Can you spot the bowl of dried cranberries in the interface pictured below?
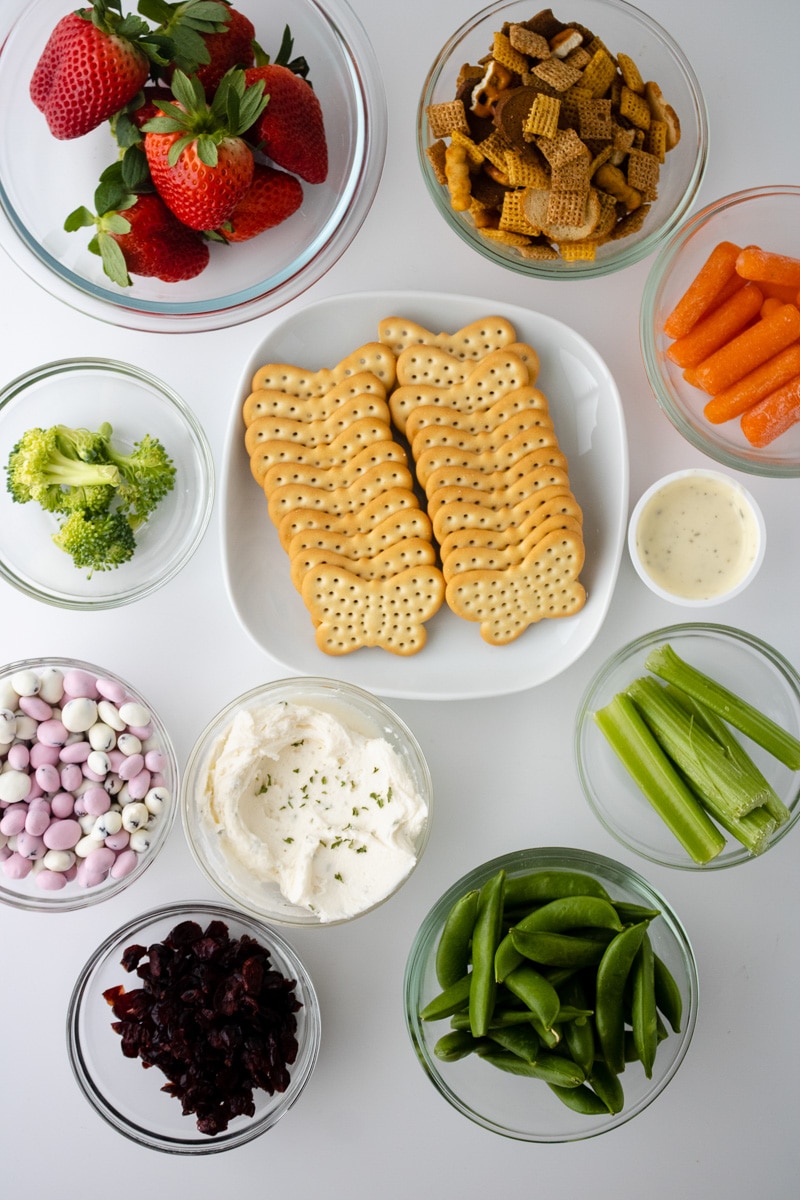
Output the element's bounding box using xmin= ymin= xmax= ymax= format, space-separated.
xmin=67 ymin=901 xmax=321 ymax=1152
xmin=0 ymin=0 xmax=386 ymax=332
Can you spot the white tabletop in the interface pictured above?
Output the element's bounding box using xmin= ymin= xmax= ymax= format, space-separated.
xmin=1 ymin=0 xmax=799 ymax=1195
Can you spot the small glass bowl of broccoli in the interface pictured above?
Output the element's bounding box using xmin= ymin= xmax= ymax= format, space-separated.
xmin=0 ymin=359 xmax=214 ymax=609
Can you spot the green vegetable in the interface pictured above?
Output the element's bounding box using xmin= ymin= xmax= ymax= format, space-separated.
xmin=645 ymin=642 xmax=800 ymax=770
xmin=593 ymin=692 xmax=726 ymax=865
xmin=4 ymin=421 xmax=176 ymax=575
xmin=594 ymin=921 xmax=649 ymax=1076
xmin=468 ymin=869 xmax=506 ymax=1037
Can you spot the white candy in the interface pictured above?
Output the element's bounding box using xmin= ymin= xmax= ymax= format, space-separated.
xmin=103 ymin=774 xmax=124 ymax=796
xmin=129 ymin=828 xmax=151 ymax=853
xmin=12 ymin=715 xmax=37 ymax=741
xmin=97 ymin=699 xmax=126 ymax=731
xmin=43 ymin=849 xmax=75 ymax=872
xmin=117 ymin=732 xmax=142 ymax=756
xmin=74 ymin=834 xmax=105 ymax=859
xmin=145 ymin=786 xmax=170 ymax=815
xmin=0 ymin=770 xmax=32 ymax=804
xmin=61 ymin=697 xmax=98 ymax=733
xmin=0 ymin=709 xmax=16 ymax=744
xmin=119 ymin=701 xmax=150 ymax=728
xmin=88 ymin=722 xmax=116 ymax=751
xmin=10 ymin=670 xmax=40 ymax=697
xmin=87 ymin=750 xmax=111 ymax=777
xmin=78 ymin=813 xmax=98 ymax=835
xmin=38 ymin=668 xmax=65 ymax=705
xmin=121 ymin=802 xmax=148 ymax=832
xmin=93 ymin=810 xmax=122 ymax=839
xmin=0 ymin=681 xmax=19 ymax=711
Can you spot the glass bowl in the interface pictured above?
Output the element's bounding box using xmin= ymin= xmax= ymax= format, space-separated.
xmin=403 ymin=846 xmax=698 ymax=1141
xmin=0 ymin=357 xmax=213 ymax=608
xmin=0 ymin=656 xmax=178 ymax=911
xmin=180 ymin=676 xmax=433 ymax=926
xmin=67 ymin=901 xmax=321 ymax=1153
xmin=575 ymin=624 xmax=800 ymax=869
xmin=641 ymin=185 xmax=800 ymax=476
xmin=627 ymin=468 xmax=766 ymax=606
xmin=0 ymin=0 xmax=386 ymax=333
xmin=417 ymin=0 xmax=708 ymax=279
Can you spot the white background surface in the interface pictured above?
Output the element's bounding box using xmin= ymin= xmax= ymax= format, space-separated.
xmin=1 ymin=0 xmax=799 ymax=1196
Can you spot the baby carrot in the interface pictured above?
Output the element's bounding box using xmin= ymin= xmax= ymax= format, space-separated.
xmin=666 ymin=281 xmax=763 ymax=369
xmin=692 ymin=303 xmax=800 ymax=395
xmin=736 ymin=245 xmax=800 ymax=289
xmin=704 ymin=344 xmax=800 ymax=423
xmin=663 ymin=240 xmax=741 ymax=340
xmin=757 ymin=280 xmax=800 ymax=304
xmin=740 ymin=373 xmax=800 ymax=447
xmin=760 ymin=296 xmax=785 ymax=319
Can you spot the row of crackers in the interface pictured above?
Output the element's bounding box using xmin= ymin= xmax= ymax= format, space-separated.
xmin=242 ymin=316 xmax=586 ymax=655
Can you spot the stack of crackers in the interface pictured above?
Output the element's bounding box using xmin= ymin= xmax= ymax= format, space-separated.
xmin=424 ymin=7 xmax=681 ymax=262
xmin=242 ymin=315 xmax=586 ymax=655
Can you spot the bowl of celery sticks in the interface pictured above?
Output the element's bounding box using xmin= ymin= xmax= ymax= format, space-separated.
xmin=575 ymin=623 xmax=800 ymax=869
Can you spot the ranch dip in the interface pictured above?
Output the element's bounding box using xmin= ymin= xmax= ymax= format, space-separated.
xmin=199 ymin=700 xmax=428 ymax=923
xmin=634 ymin=472 xmax=761 ymax=600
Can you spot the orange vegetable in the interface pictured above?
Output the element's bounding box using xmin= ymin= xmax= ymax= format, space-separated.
xmin=740 ymin=373 xmax=800 ymax=446
xmin=736 ymin=245 xmax=800 ymax=289
xmin=666 ymin=282 xmax=763 ymax=369
xmin=760 ymin=296 xmax=785 ymax=319
xmin=703 ymin=344 xmax=800 ymax=424
xmin=663 ymin=240 xmax=742 ymax=340
xmin=691 ymin=303 xmax=800 ymax=395
xmin=757 ymin=280 xmax=800 ymax=303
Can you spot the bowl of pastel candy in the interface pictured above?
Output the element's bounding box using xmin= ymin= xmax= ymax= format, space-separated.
xmin=0 ymin=656 xmax=178 ymax=911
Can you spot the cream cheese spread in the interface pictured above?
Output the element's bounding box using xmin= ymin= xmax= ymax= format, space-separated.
xmin=199 ymin=700 xmax=428 ymax=922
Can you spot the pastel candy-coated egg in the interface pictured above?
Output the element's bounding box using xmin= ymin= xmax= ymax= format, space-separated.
xmin=85 ymin=845 xmax=115 ymax=875
xmin=10 ymin=670 xmax=39 ymax=696
xmin=43 ymin=849 xmax=75 ymax=872
xmin=121 ymin=802 xmax=148 ymax=832
xmin=35 ymin=762 xmax=61 ymax=794
xmin=36 ymin=869 xmax=68 ymax=891
xmin=37 ymin=718 xmax=68 ymax=747
xmin=16 ymin=831 xmax=44 ymax=859
xmin=0 ymin=804 xmax=28 ymax=836
xmin=83 ymin=786 xmax=111 ymax=816
xmin=62 ymin=669 xmax=98 ymax=699
xmin=107 ymin=749 xmax=125 ymax=772
xmin=0 ymin=771 xmax=31 ymax=805
xmin=50 ymin=792 xmax=75 ymax=819
xmin=6 ymin=743 xmax=30 ymax=771
xmin=128 ymin=828 xmax=151 ymax=853
xmin=117 ymin=733 xmax=142 ymax=756
xmin=43 ymin=818 xmax=82 ymax=851
xmin=78 ymin=813 xmax=97 ymax=835
xmin=30 ymin=742 xmax=61 ymax=767
xmin=59 ymin=762 xmax=83 ymax=793
xmin=145 ymin=786 xmax=169 ymax=815
xmin=61 ymin=697 xmax=98 ymax=734
xmin=126 ymin=769 xmax=151 ymax=800
xmin=118 ymin=753 xmax=144 ymax=781
xmin=14 ymin=716 xmax=37 ymax=741
xmin=104 ymin=830 xmax=129 ymax=851
xmin=0 ymin=710 xmax=17 ymax=743
xmin=59 ymin=740 xmax=91 ymax=764
xmin=119 ymin=701 xmax=150 ymax=728
xmin=103 ymin=774 xmax=123 ymax=796
xmin=38 ymin=668 xmax=65 ymax=705
xmin=93 ymin=810 xmax=122 ymax=839
xmin=86 ymin=750 xmax=111 ymax=777
xmin=88 ymin=722 xmax=116 ymax=752
xmin=96 ymin=678 xmax=126 ymax=705
xmin=18 ymin=695 xmax=52 ymax=722
xmin=97 ymin=700 xmax=126 ymax=731
xmin=110 ymin=849 xmax=138 ymax=878
xmin=127 ymin=723 xmax=153 ymax=741
xmin=74 ymin=834 xmax=104 ymax=859
xmin=0 ymin=681 xmax=19 ymax=710
xmin=144 ymin=749 xmax=166 ymax=773
xmin=3 ymin=851 xmax=33 ymax=879
xmin=25 ymin=801 xmax=52 ymax=837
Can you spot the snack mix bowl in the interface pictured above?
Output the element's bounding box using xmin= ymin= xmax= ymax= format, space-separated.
xmin=575 ymin=624 xmax=800 ymax=870
xmin=0 ymin=357 xmax=214 ymax=609
xmin=403 ymin=846 xmax=698 ymax=1142
xmin=67 ymin=900 xmax=321 ymax=1153
xmin=180 ymin=676 xmax=433 ymax=927
xmin=0 ymin=656 xmax=179 ymax=912
xmin=417 ymin=0 xmax=708 ymax=279
xmin=0 ymin=0 xmax=387 ymax=333
xmin=641 ymin=185 xmax=800 ymax=476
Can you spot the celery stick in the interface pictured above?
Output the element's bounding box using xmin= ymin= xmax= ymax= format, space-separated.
xmin=645 ymin=642 xmax=800 ymax=770
xmin=593 ymin=693 xmax=725 ymax=865
xmin=664 ymin=683 xmax=791 ymax=828
xmin=627 ymin=676 xmax=771 ymax=819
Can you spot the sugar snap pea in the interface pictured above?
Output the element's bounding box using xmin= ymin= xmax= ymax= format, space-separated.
xmin=631 ymin=932 xmax=658 ymax=1078
xmin=435 ymin=888 xmax=479 ymax=988
xmin=433 ymin=1030 xmax=476 ymax=1062
xmin=560 ymin=979 xmax=595 ymax=1075
xmin=588 ymin=1060 xmax=625 ymax=1114
xmin=653 ymin=952 xmax=683 ymax=1033
xmin=420 ymin=973 xmax=471 ymax=1021
xmin=503 ymin=869 xmax=612 ymax=908
xmin=476 ymin=1047 xmax=585 ymax=1088
xmin=504 ymin=963 xmax=561 ymax=1033
xmin=548 ymin=1081 xmax=610 ymax=1115
xmin=495 ymin=895 xmax=624 ymax=982
xmin=510 ymin=928 xmax=607 ymax=968
xmin=487 ymin=1023 xmax=541 ymax=1063
xmin=594 ymin=921 xmax=649 ymax=1075
xmin=469 ymin=869 xmax=506 ymax=1037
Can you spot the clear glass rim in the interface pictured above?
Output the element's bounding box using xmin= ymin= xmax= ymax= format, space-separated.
xmin=417 ymin=0 xmax=710 ymax=280
xmin=574 ymin=622 xmax=800 ymax=870
xmin=65 ymin=899 xmax=321 ymax=1153
xmin=403 ymin=845 xmax=699 ymax=1141
xmin=640 ymin=184 xmax=800 ymax=477
xmin=0 ymin=655 xmax=179 ymax=911
xmin=180 ymin=676 xmax=434 ymax=927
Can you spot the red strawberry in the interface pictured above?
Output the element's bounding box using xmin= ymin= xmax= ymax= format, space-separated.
xmin=65 ymin=189 xmax=209 ymax=286
xmin=30 ymin=1 xmax=154 ymax=140
xmin=244 ymin=64 xmax=328 ymax=185
xmin=155 ymin=1 xmax=256 ymax=97
xmin=219 ymin=164 xmax=303 ymax=242
xmin=143 ymin=68 xmax=267 ymax=230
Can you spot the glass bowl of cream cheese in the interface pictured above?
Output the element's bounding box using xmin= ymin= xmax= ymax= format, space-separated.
xmin=627 ymin=468 xmax=766 ymax=606
xmin=180 ymin=677 xmax=433 ymax=926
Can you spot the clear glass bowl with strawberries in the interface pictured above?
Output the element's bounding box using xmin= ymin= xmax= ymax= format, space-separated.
xmin=0 ymin=0 xmax=387 ymax=332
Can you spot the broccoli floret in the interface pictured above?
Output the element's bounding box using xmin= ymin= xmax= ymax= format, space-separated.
xmin=52 ymin=509 xmax=137 ymax=574
xmin=96 ymin=422 xmax=177 ymax=526
xmin=6 ymin=426 xmax=120 ymax=514
xmin=53 ymin=423 xmax=111 ymax=464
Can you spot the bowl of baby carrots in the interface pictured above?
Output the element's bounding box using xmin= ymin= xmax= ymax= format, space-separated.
xmin=640 ymin=185 xmax=800 ymax=476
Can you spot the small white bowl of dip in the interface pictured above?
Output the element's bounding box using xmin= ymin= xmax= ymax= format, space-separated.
xmin=628 ymin=468 xmax=766 ymax=606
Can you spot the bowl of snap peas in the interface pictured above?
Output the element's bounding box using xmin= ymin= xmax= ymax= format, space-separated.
xmin=403 ymin=846 xmax=697 ymax=1141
